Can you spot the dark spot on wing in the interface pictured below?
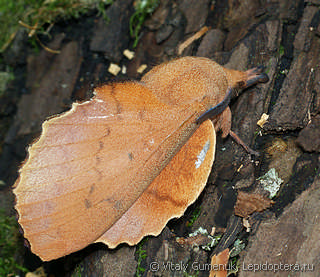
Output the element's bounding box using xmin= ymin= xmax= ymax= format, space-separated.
xmin=94 ymin=167 xmax=103 ymax=181
xmin=84 ymin=199 xmax=92 ymax=209
xmin=146 ymin=189 xmax=186 ymax=208
xmin=138 ymin=109 xmax=146 ymax=120
xmin=99 ymin=141 xmax=104 ymax=150
xmin=114 ymin=200 xmax=124 ymax=212
xmin=110 ymin=83 xmax=122 ymax=115
xmin=89 ymin=184 xmax=95 ymax=194
xmin=104 ymin=126 xmax=111 ymax=136
xmin=95 ymin=141 xmax=105 ymax=165
xmin=96 ymin=155 xmax=101 ymax=164
xmin=128 ymin=152 xmax=134 ymax=160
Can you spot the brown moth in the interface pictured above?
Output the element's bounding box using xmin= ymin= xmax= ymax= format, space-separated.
xmin=13 ymin=57 xmax=268 ymax=261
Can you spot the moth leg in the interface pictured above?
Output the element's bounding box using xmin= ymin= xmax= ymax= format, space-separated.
xmin=229 ymin=130 xmax=259 ymax=156
xmin=219 ymin=107 xmax=232 ymax=138
xmin=244 ymin=66 xmax=269 ymax=88
xmin=213 ymin=109 xmax=259 ymax=156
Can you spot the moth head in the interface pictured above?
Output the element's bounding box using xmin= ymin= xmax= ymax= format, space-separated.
xmin=222 ymin=65 xmax=269 ymax=99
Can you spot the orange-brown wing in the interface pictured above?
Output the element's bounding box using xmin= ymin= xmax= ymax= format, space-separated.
xmin=95 ymin=119 xmax=216 ymax=247
xmin=13 ymin=82 xmax=202 ymax=261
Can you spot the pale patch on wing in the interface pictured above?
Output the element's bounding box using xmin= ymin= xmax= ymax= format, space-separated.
xmin=195 ymin=140 xmax=210 ymax=169
xmin=87 ymin=114 xmax=114 ymax=119
xmin=94 ymin=98 xmax=105 ymax=102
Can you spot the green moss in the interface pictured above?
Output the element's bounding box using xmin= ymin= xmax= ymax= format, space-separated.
xmin=0 ymin=209 xmax=28 ymax=276
xmin=0 ymin=0 xmax=113 ymax=52
xmin=186 ymin=206 xmax=201 ymax=227
xmin=0 ymin=0 xmax=26 ymax=52
xmin=130 ymin=0 xmax=159 ymax=48
xmin=25 ymin=0 xmax=113 ymax=27
xmin=135 ymin=238 xmax=148 ymax=277
xmin=278 ymin=45 xmax=284 ymax=57
xmin=227 ymin=257 xmax=239 ymax=276
xmin=71 ymin=264 xmax=84 ymax=277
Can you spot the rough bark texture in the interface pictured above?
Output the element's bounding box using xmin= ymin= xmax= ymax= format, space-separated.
xmin=239 ymin=176 xmax=320 ymax=277
xmin=0 ymin=0 xmax=319 ymax=276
